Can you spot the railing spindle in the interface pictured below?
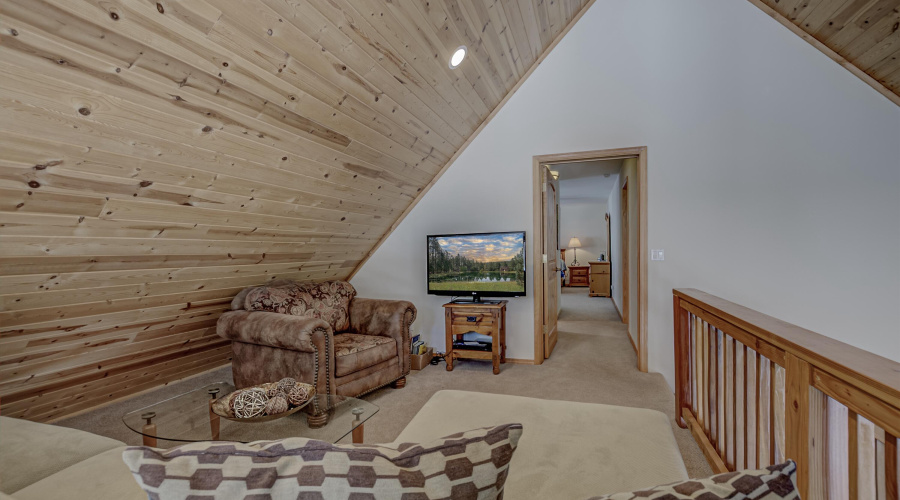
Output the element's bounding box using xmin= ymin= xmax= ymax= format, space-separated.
xmin=770 ymin=359 xmax=777 ymax=466
xmin=809 ymin=387 xmax=828 ymax=499
xmin=886 ymin=433 xmax=897 ymax=500
xmin=710 ymin=326 xmax=718 ymax=447
xmin=742 ymin=344 xmax=749 ymax=470
xmin=719 ymin=330 xmax=726 ymax=457
xmin=702 ymin=322 xmax=710 ymax=434
xmin=849 ymin=410 xmax=858 ymax=500
xmin=730 ymin=338 xmax=740 ymax=469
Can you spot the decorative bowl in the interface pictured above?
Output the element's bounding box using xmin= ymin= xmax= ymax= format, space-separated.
xmin=211 ymin=381 xmax=315 ymax=422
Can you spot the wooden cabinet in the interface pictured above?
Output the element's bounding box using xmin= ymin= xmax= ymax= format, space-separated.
xmin=568 ymin=266 xmax=589 ymax=287
xmin=589 ymin=262 xmax=611 ymax=297
xmin=443 ymin=301 xmax=507 ymax=375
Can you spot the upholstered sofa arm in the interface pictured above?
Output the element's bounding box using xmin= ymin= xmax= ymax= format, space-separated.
xmin=216 ymin=310 xmax=332 ymax=353
xmin=348 ymin=298 xmax=416 ymax=374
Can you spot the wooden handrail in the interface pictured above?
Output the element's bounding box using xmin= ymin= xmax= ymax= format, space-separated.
xmin=674 ymin=289 xmax=900 ymax=409
xmin=674 ymin=288 xmax=900 ymax=500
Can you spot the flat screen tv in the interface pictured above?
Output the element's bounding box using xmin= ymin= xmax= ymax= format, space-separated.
xmin=427 ymin=231 xmax=526 ymax=302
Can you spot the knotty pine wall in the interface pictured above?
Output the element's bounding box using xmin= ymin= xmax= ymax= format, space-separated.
xmin=0 ymin=0 xmax=591 ymax=421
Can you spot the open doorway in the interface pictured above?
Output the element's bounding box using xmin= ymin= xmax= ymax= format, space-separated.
xmin=532 ymin=147 xmax=648 ymax=372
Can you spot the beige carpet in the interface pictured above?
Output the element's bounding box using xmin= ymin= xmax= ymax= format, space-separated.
xmin=58 ymin=287 xmax=712 ymax=478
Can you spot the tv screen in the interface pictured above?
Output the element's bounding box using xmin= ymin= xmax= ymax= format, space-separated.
xmin=427 ymin=231 xmax=526 ymax=299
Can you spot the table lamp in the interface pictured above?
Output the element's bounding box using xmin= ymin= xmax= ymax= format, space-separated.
xmin=568 ymin=237 xmax=582 ymax=265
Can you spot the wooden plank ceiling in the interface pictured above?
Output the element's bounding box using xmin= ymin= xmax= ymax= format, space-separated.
xmin=749 ymin=0 xmax=900 ymax=105
xmin=0 ymin=0 xmax=591 ymax=421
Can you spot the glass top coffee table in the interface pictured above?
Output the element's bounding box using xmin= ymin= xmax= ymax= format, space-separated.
xmin=122 ymin=382 xmax=378 ymax=447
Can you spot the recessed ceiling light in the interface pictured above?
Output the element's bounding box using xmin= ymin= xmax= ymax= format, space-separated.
xmin=449 ymin=46 xmax=467 ymax=69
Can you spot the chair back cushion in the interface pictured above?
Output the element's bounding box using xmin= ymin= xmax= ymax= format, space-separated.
xmin=244 ymin=280 xmax=357 ymax=332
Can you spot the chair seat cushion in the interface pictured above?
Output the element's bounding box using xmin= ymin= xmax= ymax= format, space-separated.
xmin=333 ymin=334 xmax=397 ymax=377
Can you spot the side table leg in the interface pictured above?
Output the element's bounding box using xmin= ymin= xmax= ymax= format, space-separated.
xmin=500 ymin=309 xmax=507 ymax=363
xmin=492 ymin=317 xmax=501 ymax=375
xmin=446 ymin=350 xmax=454 ymax=371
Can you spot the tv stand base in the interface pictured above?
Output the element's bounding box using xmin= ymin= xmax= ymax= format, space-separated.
xmin=443 ymin=300 xmax=508 ymax=375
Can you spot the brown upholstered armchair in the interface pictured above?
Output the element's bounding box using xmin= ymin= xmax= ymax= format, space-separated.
xmin=216 ymin=280 xmax=416 ymax=422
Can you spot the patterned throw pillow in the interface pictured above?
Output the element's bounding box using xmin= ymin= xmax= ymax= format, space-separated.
xmin=585 ymin=460 xmax=799 ymax=500
xmin=123 ymin=423 xmax=522 ymax=500
xmin=245 ymin=280 xmax=357 ymax=332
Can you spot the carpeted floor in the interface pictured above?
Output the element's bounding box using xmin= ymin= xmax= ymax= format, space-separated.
xmin=58 ymin=287 xmax=712 ymax=478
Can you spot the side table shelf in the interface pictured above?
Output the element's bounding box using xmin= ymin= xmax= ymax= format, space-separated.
xmin=443 ymin=301 xmax=507 ymax=375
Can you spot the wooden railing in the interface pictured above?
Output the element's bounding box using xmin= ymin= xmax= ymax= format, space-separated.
xmin=674 ymin=289 xmax=900 ymax=500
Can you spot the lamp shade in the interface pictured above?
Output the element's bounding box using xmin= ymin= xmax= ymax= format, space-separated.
xmin=567 ymin=237 xmax=582 ymax=248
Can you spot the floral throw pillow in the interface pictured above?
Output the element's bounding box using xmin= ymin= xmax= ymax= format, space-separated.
xmin=585 ymin=460 xmax=799 ymax=500
xmin=245 ymin=280 xmax=357 ymax=332
xmin=123 ymin=423 xmax=523 ymax=500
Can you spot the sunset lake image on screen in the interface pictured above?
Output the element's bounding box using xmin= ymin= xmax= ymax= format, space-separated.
xmin=427 ymin=233 xmax=525 ymax=293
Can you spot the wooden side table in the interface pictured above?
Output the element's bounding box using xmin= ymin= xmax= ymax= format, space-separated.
xmin=568 ymin=265 xmax=589 ymax=286
xmin=443 ymin=301 xmax=507 ymax=375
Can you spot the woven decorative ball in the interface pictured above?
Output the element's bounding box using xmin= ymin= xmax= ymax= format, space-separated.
xmin=286 ymin=384 xmax=310 ymax=406
xmin=264 ymin=383 xmax=283 ymax=398
xmin=264 ymin=394 xmax=289 ymax=415
xmin=275 ymin=377 xmax=297 ymax=394
xmin=232 ymin=388 xmax=268 ymax=418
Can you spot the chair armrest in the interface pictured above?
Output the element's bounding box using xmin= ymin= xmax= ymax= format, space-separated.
xmin=216 ymin=310 xmax=332 ymax=353
xmin=348 ymin=298 xmax=417 ymax=374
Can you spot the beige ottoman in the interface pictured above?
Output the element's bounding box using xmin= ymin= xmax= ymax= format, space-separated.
xmin=393 ymin=390 xmax=688 ymax=499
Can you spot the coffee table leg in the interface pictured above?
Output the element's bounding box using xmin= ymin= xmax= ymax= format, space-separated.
xmin=208 ymin=400 xmax=220 ymax=441
xmin=208 ymin=388 xmax=221 ymax=441
xmin=141 ymin=412 xmax=158 ymax=447
xmin=351 ymin=407 xmax=365 ymax=443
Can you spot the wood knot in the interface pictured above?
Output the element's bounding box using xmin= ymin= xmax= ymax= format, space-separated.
xmin=288 ymin=94 xmax=296 ymax=101
xmin=139 ymin=180 xmax=153 ymax=187
xmin=202 ymin=125 xmax=212 ymax=132
xmin=110 ymin=11 xmax=119 ymax=20
xmin=267 ymin=29 xmax=273 ymax=36
xmin=78 ymin=107 xmax=91 ymax=116
xmin=281 ymin=156 xmax=287 ymax=161
xmin=34 ymin=164 xmax=47 ymax=170
xmin=115 ymin=67 xmax=121 ymax=73
xmin=340 ymin=217 xmax=346 ymax=221
xmin=222 ymin=61 xmax=229 ymax=67
xmin=156 ymin=2 xmax=164 ymax=13
xmin=27 ymin=180 xmax=40 ymax=188
xmin=9 ymin=28 xmax=18 ymax=36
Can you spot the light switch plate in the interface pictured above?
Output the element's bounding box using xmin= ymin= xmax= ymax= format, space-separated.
xmin=651 ymin=249 xmax=665 ymax=261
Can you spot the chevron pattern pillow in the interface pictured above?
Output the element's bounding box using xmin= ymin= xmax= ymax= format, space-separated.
xmin=585 ymin=460 xmax=799 ymax=500
xmin=123 ymin=423 xmax=522 ymax=500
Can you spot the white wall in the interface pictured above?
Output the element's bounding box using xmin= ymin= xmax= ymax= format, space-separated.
xmin=607 ymin=159 xmax=639 ymax=340
xmin=352 ymin=0 xmax=900 ymax=386
xmin=559 ymin=198 xmax=607 ymax=266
